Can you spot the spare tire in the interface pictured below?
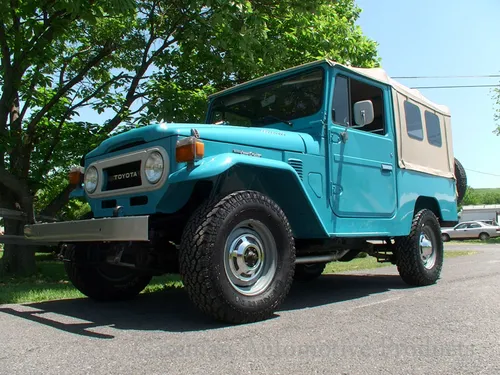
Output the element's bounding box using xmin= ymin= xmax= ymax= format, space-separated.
xmin=454 ymin=158 xmax=467 ymax=205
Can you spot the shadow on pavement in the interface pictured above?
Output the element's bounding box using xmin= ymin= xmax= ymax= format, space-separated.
xmin=0 ymin=273 xmax=408 ymax=338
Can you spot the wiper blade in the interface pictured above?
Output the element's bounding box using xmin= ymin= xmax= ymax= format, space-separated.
xmin=259 ymin=115 xmax=293 ymax=127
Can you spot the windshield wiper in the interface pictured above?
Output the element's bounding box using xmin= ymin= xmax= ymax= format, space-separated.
xmin=259 ymin=115 xmax=293 ymax=127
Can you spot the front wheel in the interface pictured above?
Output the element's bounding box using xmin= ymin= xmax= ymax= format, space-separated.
xmin=64 ymin=245 xmax=152 ymax=301
xmin=396 ymin=209 xmax=443 ymax=286
xmin=441 ymin=233 xmax=450 ymax=242
xmin=179 ymin=191 xmax=295 ymax=324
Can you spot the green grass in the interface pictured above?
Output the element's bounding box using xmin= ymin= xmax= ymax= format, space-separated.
xmin=0 ymin=252 xmax=182 ymax=304
xmin=443 ymin=250 xmax=479 ymax=258
xmin=324 ymin=255 xmax=388 ymax=273
xmin=449 ymin=237 xmax=500 ymax=245
xmin=323 ymin=250 xmax=478 ymax=274
xmin=0 ymin=250 xmax=478 ymax=305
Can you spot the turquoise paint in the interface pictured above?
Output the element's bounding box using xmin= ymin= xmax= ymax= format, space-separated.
xmin=328 ymin=70 xmax=397 ymax=218
xmin=82 ymin=60 xmax=458 ymax=239
xmin=308 ymin=173 xmax=323 ymax=198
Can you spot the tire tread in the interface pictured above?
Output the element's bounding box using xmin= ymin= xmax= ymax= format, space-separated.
xmin=179 ymin=190 xmax=295 ymax=324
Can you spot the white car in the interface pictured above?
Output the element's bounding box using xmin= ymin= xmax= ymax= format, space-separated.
xmin=441 ymin=221 xmax=500 ymax=241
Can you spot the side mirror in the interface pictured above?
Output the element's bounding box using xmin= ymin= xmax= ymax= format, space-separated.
xmin=353 ymin=100 xmax=374 ymax=127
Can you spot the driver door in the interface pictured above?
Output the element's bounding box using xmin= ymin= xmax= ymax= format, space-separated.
xmin=328 ymin=73 xmax=397 ymax=218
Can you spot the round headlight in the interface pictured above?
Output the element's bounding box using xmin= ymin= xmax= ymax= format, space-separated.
xmin=84 ymin=166 xmax=98 ymax=194
xmin=145 ymin=151 xmax=164 ymax=184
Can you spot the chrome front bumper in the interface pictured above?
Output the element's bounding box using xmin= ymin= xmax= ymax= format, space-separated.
xmin=24 ymin=216 xmax=150 ymax=243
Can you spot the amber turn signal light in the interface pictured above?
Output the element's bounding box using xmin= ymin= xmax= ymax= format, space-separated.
xmin=68 ymin=166 xmax=84 ymax=185
xmin=176 ymin=136 xmax=204 ymax=163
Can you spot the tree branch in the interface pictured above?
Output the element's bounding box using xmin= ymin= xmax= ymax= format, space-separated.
xmin=18 ymin=65 xmax=42 ymax=123
xmin=59 ymin=46 xmax=93 ymax=87
xmin=0 ymin=22 xmax=11 ymax=71
xmin=10 ymin=0 xmax=21 ymax=63
xmin=38 ymin=73 xmax=128 ymax=173
xmin=18 ymin=9 xmax=68 ymax=67
xmin=101 ymin=37 xmax=175 ymax=134
xmin=0 ymin=22 xmax=13 ymax=133
xmin=25 ymin=42 xmax=115 ymax=145
xmin=40 ymin=183 xmax=77 ymax=218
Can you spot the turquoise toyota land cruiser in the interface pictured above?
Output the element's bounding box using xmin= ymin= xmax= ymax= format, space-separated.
xmin=25 ymin=60 xmax=467 ymax=323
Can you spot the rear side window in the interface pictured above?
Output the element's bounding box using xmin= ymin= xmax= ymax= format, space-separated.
xmin=404 ymin=101 xmax=423 ymax=140
xmin=425 ymin=111 xmax=442 ymax=147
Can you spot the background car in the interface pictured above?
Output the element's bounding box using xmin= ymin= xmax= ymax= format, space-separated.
xmin=479 ymin=219 xmax=498 ymax=226
xmin=441 ymin=221 xmax=500 ymax=241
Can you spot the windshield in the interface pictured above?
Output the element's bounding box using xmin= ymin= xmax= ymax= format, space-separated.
xmin=208 ymin=68 xmax=324 ymax=127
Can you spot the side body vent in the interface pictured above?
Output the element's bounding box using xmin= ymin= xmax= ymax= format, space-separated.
xmin=288 ymin=158 xmax=304 ymax=180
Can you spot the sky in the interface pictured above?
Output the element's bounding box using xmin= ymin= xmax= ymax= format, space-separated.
xmin=355 ymin=0 xmax=500 ymax=188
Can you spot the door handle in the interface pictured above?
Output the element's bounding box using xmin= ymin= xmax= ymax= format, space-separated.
xmin=381 ymin=164 xmax=393 ymax=172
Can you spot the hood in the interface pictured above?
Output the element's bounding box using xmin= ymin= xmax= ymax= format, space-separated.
xmin=86 ymin=123 xmax=306 ymax=158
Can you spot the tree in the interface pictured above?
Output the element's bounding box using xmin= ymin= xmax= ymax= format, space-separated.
xmin=0 ymin=0 xmax=379 ymax=275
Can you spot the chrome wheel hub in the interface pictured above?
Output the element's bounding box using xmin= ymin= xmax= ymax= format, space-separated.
xmin=419 ymin=226 xmax=437 ymax=270
xmin=224 ymin=219 xmax=277 ymax=296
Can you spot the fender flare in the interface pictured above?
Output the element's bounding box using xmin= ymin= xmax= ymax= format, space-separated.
xmin=168 ymin=153 xmax=328 ymax=237
xmin=168 ymin=153 xmax=297 ymax=183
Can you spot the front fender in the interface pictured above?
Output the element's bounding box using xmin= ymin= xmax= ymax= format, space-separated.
xmin=168 ymin=153 xmax=328 ymax=238
xmin=168 ymin=153 xmax=299 ymax=183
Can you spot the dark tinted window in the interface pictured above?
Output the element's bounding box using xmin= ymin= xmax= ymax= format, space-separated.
xmin=404 ymin=101 xmax=423 ymax=140
xmin=425 ymin=111 xmax=442 ymax=147
xmin=350 ymin=79 xmax=385 ymax=135
xmin=332 ymin=75 xmax=349 ymax=126
xmin=210 ymin=69 xmax=324 ymax=127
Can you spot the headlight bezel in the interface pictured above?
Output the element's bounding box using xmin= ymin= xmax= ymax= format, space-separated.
xmin=84 ymin=166 xmax=99 ymax=194
xmin=144 ymin=151 xmax=164 ymax=184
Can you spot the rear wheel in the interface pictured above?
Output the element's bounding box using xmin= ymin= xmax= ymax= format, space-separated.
xmin=294 ymin=263 xmax=326 ymax=282
xmin=64 ymin=245 xmax=152 ymax=301
xmin=396 ymin=209 xmax=444 ymax=286
xmin=179 ymin=191 xmax=295 ymax=324
xmin=479 ymin=232 xmax=490 ymax=241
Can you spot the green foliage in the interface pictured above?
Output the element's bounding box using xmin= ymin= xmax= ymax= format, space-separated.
xmin=461 ymin=186 xmax=500 ymax=206
xmin=148 ymin=0 xmax=380 ymax=123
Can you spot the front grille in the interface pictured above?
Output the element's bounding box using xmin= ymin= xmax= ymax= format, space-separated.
xmin=104 ymin=161 xmax=142 ymax=191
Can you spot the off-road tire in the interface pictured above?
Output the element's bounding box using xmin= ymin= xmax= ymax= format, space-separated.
xmin=64 ymin=245 xmax=152 ymax=301
xmin=179 ymin=190 xmax=295 ymax=324
xmin=454 ymin=158 xmax=467 ymax=205
xmin=294 ymin=263 xmax=326 ymax=282
xmin=479 ymin=232 xmax=490 ymax=241
xmin=396 ymin=209 xmax=443 ymax=286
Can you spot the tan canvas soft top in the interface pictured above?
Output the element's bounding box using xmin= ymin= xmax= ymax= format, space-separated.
xmin=348 ymin=66 xmax=451 ymax=116
xmin=347 ymin=64 xmax=454 ymax=179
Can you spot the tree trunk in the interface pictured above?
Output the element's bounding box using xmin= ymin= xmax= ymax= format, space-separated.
xmin=0 ymin=192 xmax=36 ymax=276
xmin=1 ymin=218 xmax=36 ymax=276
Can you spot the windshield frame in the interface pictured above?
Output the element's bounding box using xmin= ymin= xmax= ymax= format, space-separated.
xmin=205 ymin=67 xmax=327 ymax=128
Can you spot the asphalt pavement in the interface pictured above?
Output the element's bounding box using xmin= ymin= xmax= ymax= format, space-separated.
xmin=1 ymin=243 xmax=499 ymax=375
